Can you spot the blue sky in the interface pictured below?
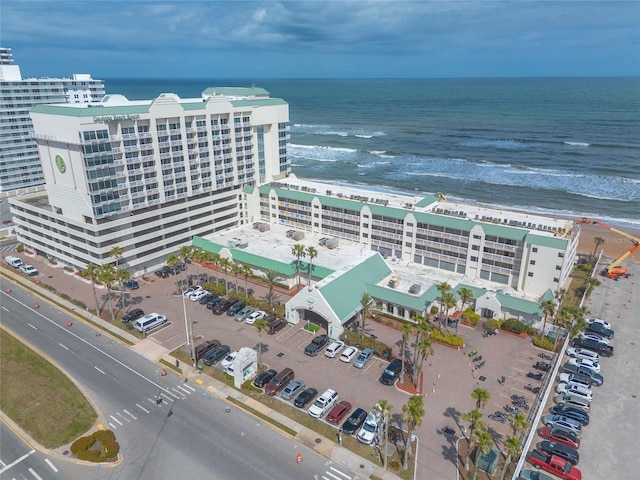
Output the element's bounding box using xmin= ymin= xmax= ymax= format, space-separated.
xmin=3 ymin=1 xmax=639 ymax=78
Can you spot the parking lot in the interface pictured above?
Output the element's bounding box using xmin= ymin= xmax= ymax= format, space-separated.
xmin=6 ymin=251 xmax=636 ymax=479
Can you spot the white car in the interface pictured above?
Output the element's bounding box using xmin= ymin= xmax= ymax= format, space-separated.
xmin=220 ymin=351 xmax=238 ymax=374
xmin=245 ymin=310 xmax=266 ymax=325
xmin=586 ymin=317 xmax=612 ymax=329
xmin=189 ymin=290 xmax=209 ymax=302
xmin=556 ymin=383 xmax=593 ymax=401
xmin=324 ymin=341 xmax=345 ymax=358
xmin=19 ymin=264 xmax=39 ymax=276
xmin=578 ymin=332 xmax=610 ymax=345
xmin=566 ymin=347 xmax=599 ymax=362
xmin=357 ymin=407 xmax=382 ymax=445
xmin=183 ymin=285 xmax=203 ymax=297
xmin=340 ymin=346 xmax=359 ymax=363
xmin=568 ymin=357 xmax=600 ymax=373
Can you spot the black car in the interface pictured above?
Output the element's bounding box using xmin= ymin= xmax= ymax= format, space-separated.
xmin=341 ymin=407 xmax=367 ymax=435
xmin=549 ymin=406 xmax=590 ymax=426
xmin=304 ymin=335 xmax=329 ymax=356
xmin=380 ymin=358 xmax=403 ymax=385
xmin=202 ymin=345 xmax=231 ymax=366
xmin=586 ymin=323 xmax=614 ymax=339
xmin=293 ymin=387 xmax=318 ymax=408
xmin=198 ymin=293 xmax=218 ymax=305
xmin=154 ymin=269 xmax=169 ymax=278
xmin=206 ymin=298 xmax=223 ymax=309
xmin=227 ymin=301 xmax=246 ymax=316
xmin=572 ymin=337 xmax=614 ymax=357
xmin=122 ymin=308 xmax=145 ymax=323
xmin=253 ymin=369 xmax=278 ymax=388
xmin=193 ymin=339 xmax=221 ymax=361
xmin=123 ymin=279 xmax=140 ymax=290
xmin=537 ymin=440 xmax=580 ymax=466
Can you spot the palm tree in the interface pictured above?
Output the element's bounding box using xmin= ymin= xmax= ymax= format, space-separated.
xmin=500 ymin=436 xmax=522 ymax=480
xmin=457 ymin=286 xmax=474 ymax=313
xmin=414 ymin=336 xmax=434 ymax=390
xmin=306 ymin=245 xmax=318 ymax=289
xmin=442 ymin=292 xmax=456 ymax=332
xmin=462 ymin=409 xmax=484 ymax=470
xmin=592 ymin=235 xmax=605 ymax=259
xmin=263 ymin=269 xmax=281 ymax=308
xmin=359 ymin=291 xmax=374 ymax=339
xmin=82 ymin=263 xmax=102 ymax=315
xmin=254 ymin=318 xmax=270 ymax=367
xmin=240 ymin=263 xmax=253 ymax=294
xmin=190 ymin=248 xmax=203 ymax=281
xmin=115 ymin=267 xmax=131 ymax=314
xmin=230 ymin=262 xmax=242 ymax=293
xmin=218 ymin=257 xmax=231 ymax=296
xmin=401 ymin=395 xmax=425 ymax=470
xmin=178 ymin=245 xmax=193 ymax=289
xmin=200 ymin=251 xmax=213 ymax=283
xmin=400 ymin=323 xmax=413 ymax=382
xmin=291 ymin=243 xmax=306 ymax=290
xmin=375 ymin=400 xmax=393 ymax=470
xmin=109 ymin=245 xmax=124 ymax=269
xmin=471 ymin=387 xmax=491 ymax=411
xmin=540 ymin=299 xmax=557 ymax=337
xmin=471 ymin=427 xmax=493 ymax=479
xmin=99 ymin=264 xmax=117 ymax=322
xmin=436 ymin=281 xmax=452 ymax=330
xmin=507 ymin=412 xmax=530 ymax=438
xmin=166 ymin=254 xmax=181 ymax=293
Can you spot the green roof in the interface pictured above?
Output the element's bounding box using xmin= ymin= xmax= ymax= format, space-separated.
xmin=481 ymin=223 xmax=528 ymax=241
xmin=525 ymin=233 xmax=568 ymax=249
xmin=31 ymin=103 xmax=151 ymax=117
xmin=366 ymin=283 xmax=440 ymax=312
xmin=231 ymin=98 xmax=288 ymax=107
xmin=496 ymin=292 xmax=544 ymax=317
xmin=319 ymin=254 xmax=392 ymax=320
xmin=415 ymin=195 xmax=439 ymax=208
xmin=454 ymin=284 xmax=486 ymax=301
xmin=201 ymin=87 xmax=271 ymax=97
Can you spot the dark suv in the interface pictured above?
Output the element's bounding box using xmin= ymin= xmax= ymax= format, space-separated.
xmin=379 ymin=358 xmax=402 ymax=385
xmin=341 ymin=408 xmax=367 ymax=435
xmin=193 ymin=339 xmax=221 ymax=361
xmin=122 ymin=308 xmax=145 ymax=323
xmin=202 ymin=345 xmax=230 ymax=366
xmin=212 ymin=298 xmax=238 ymax=315
xmin=304 ymin=335 xmax=329 ymax=356
xmin=572 ymin=337 xmax=614 ymax=357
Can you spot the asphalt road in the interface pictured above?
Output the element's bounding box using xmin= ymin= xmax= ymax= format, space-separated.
xmin=0 ymin=281 xmax=357 ymax=480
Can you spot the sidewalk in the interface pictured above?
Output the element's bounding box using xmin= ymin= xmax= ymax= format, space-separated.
xmin=1 ymin=265 xmax=403 ymax=480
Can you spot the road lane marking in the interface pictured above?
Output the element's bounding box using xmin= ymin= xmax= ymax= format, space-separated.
xmin=176 ymin=385 xmax=191 ymax=395
xmin=110 ymin=415 xmax=123 ymax=426
xmin=45 ymin=459 xmax=58 ymax=473
xmin=328 ymin=466 xmax=351 ymax=479
xmin=94 ymin=366 xmax=106 ymax=375
xmin=28 ymin=323 xmax=37 ymax=330
xmin=1 ymin=306 xmax=9 ymax=312
xmin=117 ymin=412 xmax=130 ymax=423
xmin=109 ymin=422 xmax=117 ymax=429
xmin=59 ymin=343 xmax=69 ymax=350
xmin=123 ymin=409 xmax=137 ymax=420
xmin=182 ymin=383 xmax=196 ymax=392
xmin=0 ymin=449 xmax=35 ymax=475
xmin=136 ymin=403 xmax=150 ymax=413
xmin=171 ymin=387 xmax=186 ymax=398
xmin=160 ymin=393 xmax=173 ymax=402
xmin=28 ymin=467 xmax=44 ymax=480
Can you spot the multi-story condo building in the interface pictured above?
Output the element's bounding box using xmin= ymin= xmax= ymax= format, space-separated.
xmin=9 ymin=88 xmax=290 ymax=272
xmin=0 ymin=47 xmax=105 ymax=193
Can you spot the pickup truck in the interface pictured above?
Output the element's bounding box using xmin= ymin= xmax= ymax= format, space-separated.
xmin=562 ymin=362 xmax=605 ymax=385
xmin=571 ymin=338 xmax=614 ymax=357
xmin=528 ymin=450 xmax=582 ymax=480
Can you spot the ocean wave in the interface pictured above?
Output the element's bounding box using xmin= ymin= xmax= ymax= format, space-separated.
xmin=459 ymin=139 xmax=544 ymax=149
xmin=357 ymin=164 xmax=375 ymax=168
xmin=291 ymin=123 xmax=386 ymax=138
xmin=564 ymin=141 xmax=590 ymax=147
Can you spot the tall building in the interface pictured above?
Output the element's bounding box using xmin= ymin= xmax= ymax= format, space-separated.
xmin=0 ymin=47 xmax=105 ymax=194
xmin=9 ymin=88 xmax=290 ymax=273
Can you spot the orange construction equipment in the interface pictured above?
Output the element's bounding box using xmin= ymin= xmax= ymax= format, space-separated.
xmin=296 ymin=453 xmax=302 ymax=463
xmin=578 ymin=218 xmax=639 ymax=279
xmin=67 ymin=320 xmax=72 ymax=327
xmin=161 ymin=367 xmax=167 ymax=376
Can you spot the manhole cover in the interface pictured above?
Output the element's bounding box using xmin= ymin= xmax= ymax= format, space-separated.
xmin=360 ymin=464 xmax=365 ymax=469
xmin=315 ymin=438 xmax=321 ymax=444
xmin=63 ymin=450 xmax=69 ymax=455
xmin=277 ymin=352 xmax=285 ymax=358
xmin=225 ymin=407 xmax=231 ymax=413
xmin=478 ymin=376 xmax=486 ymax=382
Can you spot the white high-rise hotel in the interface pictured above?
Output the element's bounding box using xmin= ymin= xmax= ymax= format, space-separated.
xmin=10 ymin=87 xmax=290 ymax=272
xmin=0 ymin=47 xmax=105 ymax=193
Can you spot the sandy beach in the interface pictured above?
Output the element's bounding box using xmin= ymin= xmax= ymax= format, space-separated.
xmin=577 ymin=222 xmax=639 ymax=264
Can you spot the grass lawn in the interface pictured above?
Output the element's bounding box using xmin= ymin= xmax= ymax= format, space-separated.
xmin=0 ymin=328 xmax=97 ymax=448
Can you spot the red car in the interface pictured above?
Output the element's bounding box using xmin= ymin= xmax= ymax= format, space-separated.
xmin=538 ymin=426 xmax=581 ymax=449
xmin=326 ymin=400 xmax=352 ymax=425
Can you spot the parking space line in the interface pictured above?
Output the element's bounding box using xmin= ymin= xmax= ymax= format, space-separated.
xmin=117 ymin=412 xmax=130 ymax=423
xmin=136 ymin=403 xmax=150 ymax=413
xmin=44 ymin=458 xmax=58 ymax=473
xmin=108 ymin=422 xmax=117 ymax=429
xmin=110 ymin=415 xmax=123 ymax=426
xmin=123 ymin=409 xmax=137 ymax=420
xmin=28 ymin=467 xmax=44 ymax=480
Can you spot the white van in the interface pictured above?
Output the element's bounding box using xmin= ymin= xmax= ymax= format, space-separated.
xmin=134 ymin=313 xmax=167 ymax=333
xmin=5 ymin=255 xmax=23 ymax=268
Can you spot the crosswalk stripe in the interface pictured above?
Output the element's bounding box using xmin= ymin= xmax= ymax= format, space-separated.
xmin=175 ymin=385 xmax=191 ymax=395
xmin=28 ymin=467 xmax=44 ymax=480
xmin=108 ymin=422 xmax=117 ymax=429
xmin=110 ymin=415 xmax=123 ymax=426
xmin=136 ymin=403 xmax=150 ymax=413
xmin=123 ymin=409 xmax=137 ymax=420
xmin=182 ymin=383 xmax=196 ymax=392
xmin=171 ymin=387 xmax=186 ymax=398
xmin=328 ymin=466 xmax=351 ymax=479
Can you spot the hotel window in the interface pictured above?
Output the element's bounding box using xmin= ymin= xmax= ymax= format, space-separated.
xmin=556 ymin=265 xmax=562 ymax=270
xmin=553 ymin=277 xmax=559 ymax=283
xmin=471 ymin=256 xmax=477 ymax=262
xmin=532 ymin=247 xmax=538 ymax=253
xmin=527 ymin=272 xmax=534 ymax=277
xmin=558 ymin=252 xmax=564 ymax=258
xmin=530 ymin=260 xmax=536 ymax=265
xmin=156 ymin=123 xmax=167 ymax=131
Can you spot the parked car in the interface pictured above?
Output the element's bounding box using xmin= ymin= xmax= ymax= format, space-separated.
xmin=341 ymin=408 xmax=367 ymax=435
xmin=206 ymin=298 xmax=223 ymax=309
xmin=527 ymin=450 xmax=582 ymax=480
xmin=220 ymin=351 xmax=238 ymax=373
xmin=212 ymin=298 xmax=238 ymax=315
xmin=324 ymin=341 xmax=345 ymax=358
xmin=567 ymin=357 xmax=600 ymax=374
xmin=571 ymin=337 xmax=614 ymax=357
xmin=294 ymin=387 xmax=318 ymax=408
xmin=198 ymin=293 xmax=218 ymax=305
xmin=308 ymin=388 xmax=339 ymax=418
xmin=585 ymin=322 xmax=614 ymax=339
xmin=190 ymin=290 xmax=209 ymax=302
xmin=264 ymin=368 xmax=295 ymax=396
xmin=235 ymin=306 xmax=255 ymax=322
xmin=555 ymin=384 xmax=593 ymax=402
xmin=268 ymin=319 xmax=288 ymax=334
xmin=304 ymin=335 xmax=329 ymax=356
xmin=566 ymin=348 xmax=599 ymax=362
xmin=326 ymin=400 xmax=352 ymax=425
xmin=542 ymin=415 xmax=582 ymax=436
xmin=585 ymin=317 xmax=611 ymax=329
xmin=553 ymin=395 xmax=591 ymax=412
xmin=122 ymin=308 xmax=145 ymax=323
xmin=354 ymin=348 xmax=374 ymax=368
xmin=518 ymin=469 xmax=555 ymax=480
xmin=536 ymin=441 xmax=580 ymax=466
xmin=19 ymin=264 xmax=38 ymax=276
xmin=549 ymin=406 xmax=589 ymax=426
xmin=379 ymin=358 xmax=403 ymax=385
xmin=227 ymin=301 xmax=246 ymax=316
xmin=183 ymin=286 xmax=203 ymax=297
xmin=245 ymin=310 xmax=266 ymax=325
xmin=559 ymin=371 xmax=603 ymax=387
xmin=281 ymin=380 xmax=305 ymax=400
xmin=357 ymin=407 xmax=382 ymax=445
xmin=202 ymin=345 xmax=231 ymax=366
xmin=578 ymin=332 xmax=610 ymax=345
xmin=253 ymin=369 xmax=278 ymax=388
xmin=340 ymin=346 xmax=359 ymax=363
xmin=123 ymin=279 xmax=140 ymax=290
xmin=193 ymin=339 xmax=221 ymax=361
xmin=538 ymin=426 xmax=581 ymax=449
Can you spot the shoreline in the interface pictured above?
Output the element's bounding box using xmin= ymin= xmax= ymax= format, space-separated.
xmin=577 ymin=223 xmax=639 ymax=264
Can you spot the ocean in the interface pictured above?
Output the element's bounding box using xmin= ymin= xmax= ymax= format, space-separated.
xmin=105 ymin=78 xmax=640 ymax=228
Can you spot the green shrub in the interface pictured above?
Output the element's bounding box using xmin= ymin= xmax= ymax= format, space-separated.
xmin=501 ymin=318 xmax=527 ymax=334
xmin=70 ymin=430 xmax=119 ymax=462
xmin=71 ymin=435 xmax=94 ymax=454
xmin=339 ymin=331 xmax=392 ymax=358
xmin=241 ymin=379 xmax=262 ymax=392
xmin=430 ymin=305 xmax=439 ymax=315
xmin=63 ymin=265 xmax=74 ymax=272
xmin=48 ymin=257 xmax=57 ymax=265
xmin=461 ymin=308 xmax=480 ymax=325
xmin=484 ymin=318 xmax=502 ymax=331
xmin=16 ymin=244 xmax=25 ymax=252
xmin=429 ymin=329 xmax=465 ymax=347
xmin=533 ymin=336 xmax=555 ymax=351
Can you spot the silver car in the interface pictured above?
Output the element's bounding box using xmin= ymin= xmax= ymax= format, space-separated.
xmin=353 ymin=348 xmax=374 ymax=368
xmin=542 ymin=414 xmax=582 ymax=435
xmin=281 ymin=380 xmax=305 ymax=400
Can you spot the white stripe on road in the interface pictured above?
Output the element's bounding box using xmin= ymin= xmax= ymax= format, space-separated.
xmin=117 ymin=412 xmax=130 ymax=423
xmin=28 ymin=467 xmax=44 ymax=480
xmin=94 ymin=366 xmax=106 ymax=375
xmin=45 ymin=458 xmax=58 ymax=473
xmin=28 ymin=323 xmax=37 ymax=330
xmin=110 ymin=415 xmax=123 ymax=426
xmin=328 ymin=466 xmax=351 ymax=479
xmin=171 ymin=387 xmax=186 ymax=398
xmin=123 ymin=409 xmax=137 ymax=420
xmin=1 ymin=306 xmax=9 ymax=312
xmin=59 ymin=343 xmax=69 ymax=350
xmin=161 ymin=393 xmax=173 ymax=402
xmin=0 ymin=449 xmax=35 ymax=474
xmin=109 ymin=422 xmax=116 ymax=429
xmin=136 ymin=403 xmax=150 ymax=413
xmin=182 ymin=383 xmax=196 ymax=392
xmin=176 ymin=385 xmax=192 ymax=395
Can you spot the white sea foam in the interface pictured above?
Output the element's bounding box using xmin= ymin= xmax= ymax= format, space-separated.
xmin=355 ymin=134 xmax=374 ymax=139
xmin=564 ymin=141 xmax=590 ymax=147
xmin=356 ymin=164 xmax=374 ymax=168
